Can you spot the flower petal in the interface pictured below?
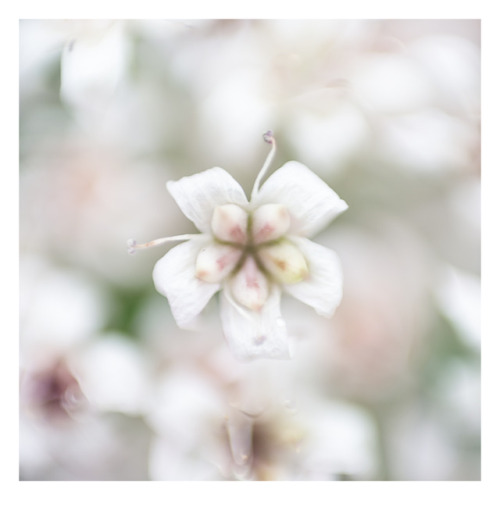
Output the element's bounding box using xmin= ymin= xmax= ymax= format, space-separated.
xmin=253 ymin=161 xmax=348 ymax=237
xmin=284 ymin=237 xmax=343 ymax=317
xmin=167 ymin=168 xmax=249 ymax=233
xmin=153 ymin=237 xmax=221 ymax=328
xmin=220 ymin=286 xmax=290 ymax=361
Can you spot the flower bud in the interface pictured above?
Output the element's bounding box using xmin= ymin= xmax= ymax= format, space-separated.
xmin=230 ymin=256 xmax=269 ymax=311
xmin=211 ymin=204 xmax=248 ymax=244
xmin=258 ymin=241 xmax=308 ymax=284
xmin=195 ymin=244 xmax=242 ymax=283
xmin=252 ymin=203 xmax=290 ymax=244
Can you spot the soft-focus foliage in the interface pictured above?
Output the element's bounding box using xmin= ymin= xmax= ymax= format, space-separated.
xmin=19 ymin=19 xmax=480 ymax=480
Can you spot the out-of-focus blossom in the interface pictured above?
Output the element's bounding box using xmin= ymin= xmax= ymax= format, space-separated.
xmin=129 ymin=133 xmax=347 ymax=360
xmin=145 ymin=355 xmax=377 ymax=481
xmin=19 ymin=261 xmax=153 ymax=480
xmin=20 ymin=136 xmax=176 ymax=287
xmin=21 ymin=357 xmax=85 ymax=421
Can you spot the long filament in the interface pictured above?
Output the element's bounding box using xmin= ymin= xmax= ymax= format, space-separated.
xmin=127 ymin=234 xmax=198 ymax=254
xmin=251 ymin=131 xmax=276 ymax=201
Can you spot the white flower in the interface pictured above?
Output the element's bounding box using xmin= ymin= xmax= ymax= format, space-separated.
xmin=129 ymin=132 xmax=348 ymax=360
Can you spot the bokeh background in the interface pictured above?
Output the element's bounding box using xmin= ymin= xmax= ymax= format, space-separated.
xmin=19 ymin=19 xmax=480 ymax=481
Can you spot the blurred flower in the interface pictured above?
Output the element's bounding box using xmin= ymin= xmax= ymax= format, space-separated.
xmin=21 ymin=357 xmax=85 ymax=421
xmin=20 ymin=135 xmax=176 ymax=288
xmin=223 ymin=394 xmax=377 ymax=481
xmin=19 ymin=260 xmax=153 ymax=480
xmin=145 ymin=351 xmax=377 ymax=481
xmin=129 ymin=132 xmax=347 ymax=360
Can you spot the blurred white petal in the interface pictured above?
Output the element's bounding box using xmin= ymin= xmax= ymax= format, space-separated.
xmin=435 ymin=265 xmax=481 ymax=349
xmin=287 ymin=101 xmax=369 ymax=175
xmin=146 ymin=368 xmax=228 ymax=480
xmin=153 ymin=237 xmax=220 ymax=328
xmin=253 ymin=161 xmax=348 ymax=237
xmin=149 ymin=437 xmax=224 ymax=481
xmin=284 ymin=237 xmax=343 ymax=317
xmin=350 ymin=53 xmax=433 ymax=114
xmin=298 ymin=399 xmax=377 ymax=479
xmin=409 ymin=35 xmax=480 ymax=114
xmin=389 ymin=405 xmax=459 ymax=480
xmin=20 ymin=259 xmax=108 ymax=358
xmin=167 ymin=168 xmax=249 ymax=233
xmin=146 ymin=368 xmax=225 ymax=445
xmin=77 ymin=334 xmax=150 ymax=415
xmin=220 ymin=287 xmax=290 ymax=361
xmin=60 ymin=22 xmax=129 ymax=115
xmin=198 ymin=68 xmax=273 ymax=168
xmin=378 ymin=109 xmax=475 ymax=173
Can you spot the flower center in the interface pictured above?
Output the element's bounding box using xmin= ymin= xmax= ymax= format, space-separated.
xmin=193 ymin=202 xmax=309 ymax=309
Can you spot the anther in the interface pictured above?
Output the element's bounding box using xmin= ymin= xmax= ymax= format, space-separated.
xmin=211 ymin=204 xmax=248 ymax=244
xmin=127 ymin=239 xmax=138 ymax=255
xmin=263 ymin=130 xmax=274 ymax=144
xmin=252 ymin=203 xmax=291 ymax=244
xmin=258 ymin=240 xmax=309 ymax=284
xmin=195 ymin=244 xmax=242 ymax=283
xmin=230 ymin=256 xmax=269 ymax=311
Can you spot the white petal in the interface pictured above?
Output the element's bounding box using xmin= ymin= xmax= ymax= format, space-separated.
xmin=253 ymin=161 xmax=348 ymax=237
xmin=220 ymin=287 xmax=290 ymax=361
xmin=167 ymin=168 xmax=249 ymax=234
xmin=284 ymin=237 xmax=343 ymax=317
xmin=153 ymin=237 xmax=221 ymax=328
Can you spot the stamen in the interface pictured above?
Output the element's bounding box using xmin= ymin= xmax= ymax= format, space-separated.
xmin=127 ymin=234 xmax=198 ymax=255
xmin=251 ymin=130 xmax=276 ymax=200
